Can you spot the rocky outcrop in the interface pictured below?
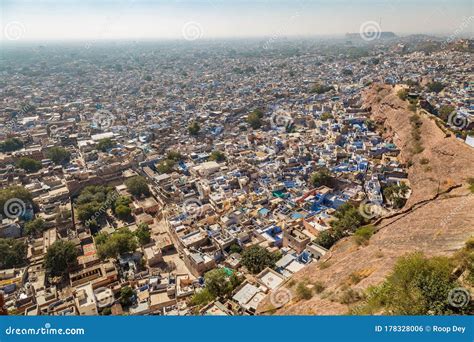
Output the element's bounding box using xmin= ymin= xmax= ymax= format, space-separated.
xmin=258 ymin=84 xmax=474 ymax=315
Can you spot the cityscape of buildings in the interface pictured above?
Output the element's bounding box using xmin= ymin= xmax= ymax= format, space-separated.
xmin=0 ymin=35 xmax=473 ymax=316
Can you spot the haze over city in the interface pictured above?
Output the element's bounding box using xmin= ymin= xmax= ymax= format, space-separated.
xmin=1 ymin=0 xmax=473 ymax=41
xmin=0 ymin=0 xmax=473 ymax=335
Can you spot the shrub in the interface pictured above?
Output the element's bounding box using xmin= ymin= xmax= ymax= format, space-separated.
xmin=354 ymin=225 xmax=375 ymax=245
xmin=358 ymin=252 xmax=469 ymax=314
xmin=313 ymin=281 xmax=326 ymax=294
xmin=349 ymin=272 xmax=363 ymax=285
xmin=467 ymin=178 xmax=474 ymax=193
xmin=296 ymin=283 xmax=313 ymax=300
xmin=339 ymin=288 xmax=361 ymax=304
xmin=420 ymin=158 xmax=430 ymax=165
xmin=397 ymin=89 xmax=408 ymax=101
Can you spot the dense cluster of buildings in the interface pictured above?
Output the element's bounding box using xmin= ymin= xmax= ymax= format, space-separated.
xmin=0 ymin=38 xmax=471 ymax=315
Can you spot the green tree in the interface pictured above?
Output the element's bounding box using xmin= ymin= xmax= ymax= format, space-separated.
xmin=97 ymin=138 xmax=116 ymax=152
xmin=241 ymin=245 xmax=279 ymax=274
xmin=156 ymin=159 xmax=175 ymax=174
xmin=114 ymin=196 xmax=131 ymax=208
xmin=77 ymin=202 xmax=102 ymax=226
xmin=44 ymin=240 xmax=78 ymax=277
xmin=331 ymin=203 xmax=366 ymax=231
xmin=320 ymin=112 xmax=334 ymax=121
xmin=310 ymin=169 xmax=333 ymax=187
xmin=46 ymin=147 xmax=70 ymax=165
xmin=204 ymin=268 xmax=241 ymax=297
xmin=115 ymin=205 xmax=131 ymax=220
xmin=229 ymin=243 xmax=242 ymax=254
xmin=0 ymin=138 xmax=24 ymax=153
xmin=96 ymin=228 xmax=138 ymax=259
xmin=113 ymin=196 xmax=132 ymax=220
xmin=101 ymin=307 xmax=112 ymax=316
xmin=314 ymin=229 xmax=344 ymax=249
xmin=426 ymin=81 xmax=445 ymax=94
xmin=75 ymin=186 xmax=116 ymax=227
xmin=16 ymin=157 xmax=42 ymax=173
xmin=342 ymin=69 xmax=353 ymax=76
xmin=189 ymin=288 xmax=214 ymax=307
xmin=166 ymin=151 xmax=183 ymax=161
xmin=0 ymin=238 xmax=27 ymax=269
xmin=310 ymin=83 xmax=333 ymax=94
xmin=120 ymin=286 xmax=136 ymax=307
xmin=209 ymin=150 xmax=226 ymax=162
xmin=76 ymin=185 xmax=114 ymax=206
xmin=247 ymin=110 xmax=263 ymax=129
xmin=125 ymin=176 xmax=150 ymax=197
xmin=135 ymin=223 xmax=151 ymax=246
xmin=24 ymin=217 xmax=46 ymax=236
xmin=188 ymin=121 xmax=200 ymax=136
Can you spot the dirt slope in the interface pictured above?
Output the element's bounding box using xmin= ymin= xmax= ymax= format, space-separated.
xmin=258 ymin=84 xmax=474 ymax=315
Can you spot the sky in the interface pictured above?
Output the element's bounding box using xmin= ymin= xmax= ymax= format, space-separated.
xmin=0 ymin=0 xmax=473 ymax=41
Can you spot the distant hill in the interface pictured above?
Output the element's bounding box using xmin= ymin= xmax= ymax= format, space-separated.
xmin=346 ymin=32 xmax=397 ymax=40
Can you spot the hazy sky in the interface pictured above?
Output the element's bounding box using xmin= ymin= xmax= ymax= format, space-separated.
xmin=1 ymin=0 xmax=473 ymax=41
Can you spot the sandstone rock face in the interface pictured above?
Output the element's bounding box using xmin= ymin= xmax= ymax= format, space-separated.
xmin=259 ymin=84 xmax=474 ymax=315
